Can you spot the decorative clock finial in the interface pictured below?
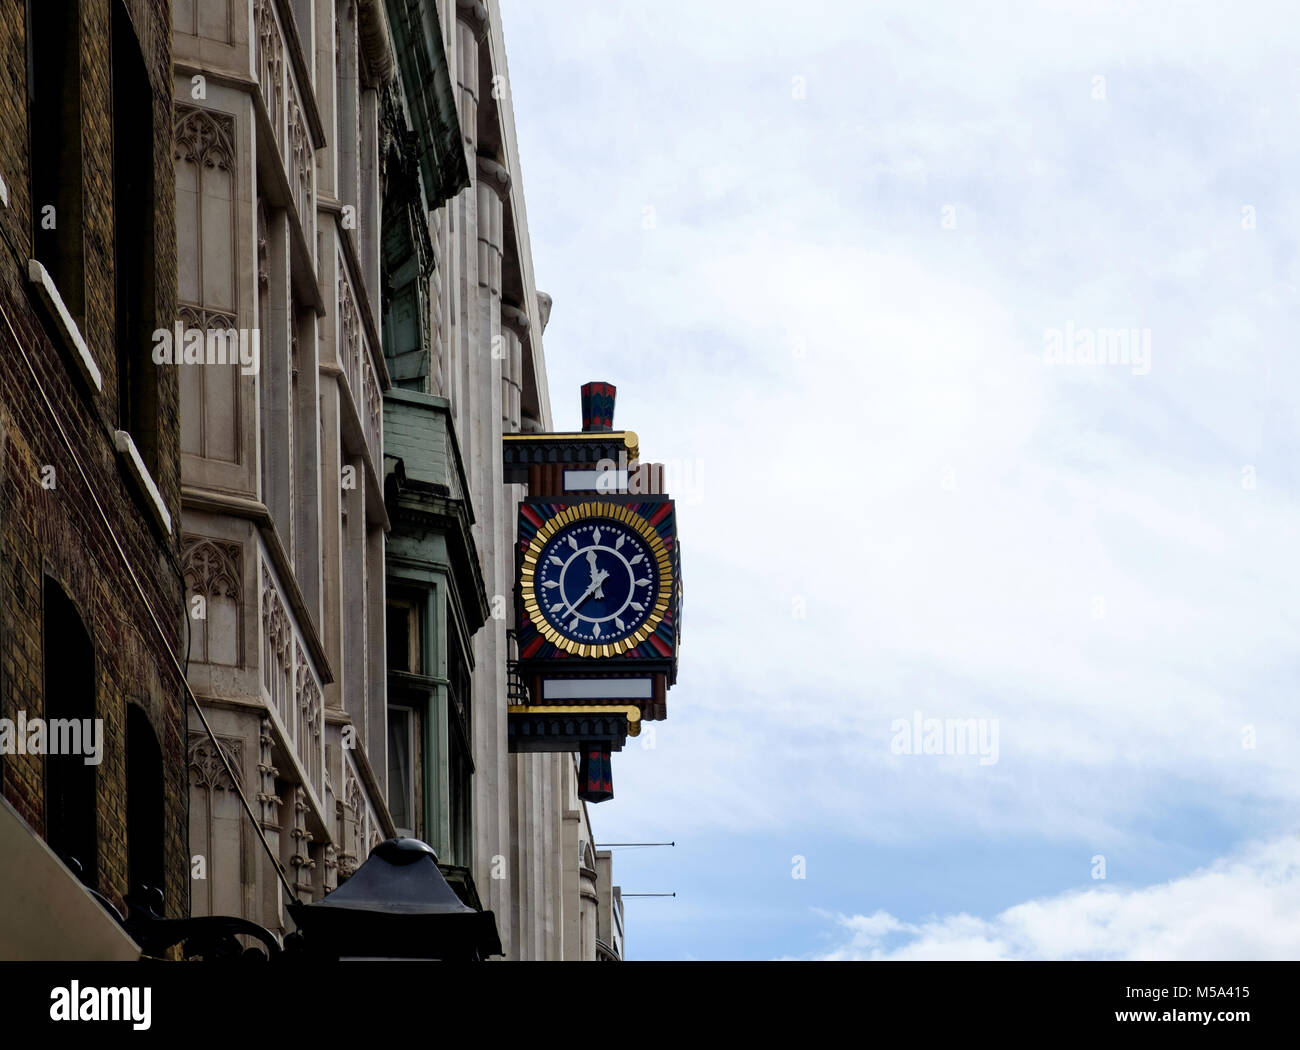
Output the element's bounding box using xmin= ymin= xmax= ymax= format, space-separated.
xmin=580 ymin=382 xmax=616 ymax=432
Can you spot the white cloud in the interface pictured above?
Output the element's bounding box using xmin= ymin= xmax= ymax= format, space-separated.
xmin=501 ymin=0 xmax=1300 ymax=852
xmin=498 ymin=1 xmax=1300 ymax=961
xmin=814 ymin=835 xmax=1300 ymax=960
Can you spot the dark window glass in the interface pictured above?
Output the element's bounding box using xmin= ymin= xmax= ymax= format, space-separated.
xmin=27 ymin=0 xmax=85 ymax=322
xmin=111 ymin=1 xmax=158 ymax=470
xmin=42 ymin=577 xmax=97 ymax=886
xmin=387 ymin=706 xmax=413 ymax=834
xmin=125 ymin=704 xmax=164 ymax=899
xmin=387 ymin=604 xmax=410 ymax=673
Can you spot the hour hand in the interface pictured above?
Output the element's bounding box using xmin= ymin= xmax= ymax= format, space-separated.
xmin=571 ymin=569 xmax=610 ymax=612
xmin=586 ymin=550 xmax=605 ymax=598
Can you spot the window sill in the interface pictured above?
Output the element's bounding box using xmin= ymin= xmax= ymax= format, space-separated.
xmin=27 ymin=258 xmax=99 ymax=392
xmin=114 ymin=429 xmax=172 ymax=536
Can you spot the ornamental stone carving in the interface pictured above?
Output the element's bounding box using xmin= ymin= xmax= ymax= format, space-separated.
xmin=287 ymin=88 xmax=312 ymax=225
xmin=294 ymin=642 xmax=323 ymax=790
xmin=290 ymin=786 xmax=315 ymax=897
xmin=256 ymin=717 xmax=282 ymax=828
xmin=261 ymin=565 xmax=293 ymax=721
xmin=188 ymin=733 xmax=244 ymax=791
xmin=338 ymin=271 xmax=360 ymax=391
xmin=174 ymin=105 xmax=236 ymax=171
xmin=323 ymin=845 xmax=339 ymax=893
xmin=182 ymin=536 xmax=242 ymax=601
xmin=254 ymin=0 xmax=285 ymax=150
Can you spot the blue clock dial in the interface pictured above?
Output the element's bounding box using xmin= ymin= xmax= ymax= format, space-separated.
xmin=534 ymin=520 xmax=659 ymax=644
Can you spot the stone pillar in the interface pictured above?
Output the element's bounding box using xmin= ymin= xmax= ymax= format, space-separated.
xmin=359 ymin=86 xmax=382 ymax=305
xmin=580 ymin=851 xmax=599 ymax=960
xmin=562 ymin=805 xmax=580 ymax=959
xmin=256 ymin=717 xmax=283 ymax=931
xmin=500 ymin=301 xmax=531 ymax=957
xmin=544 ymin=753 xmax=560 ymax=957
xmin=318 ymin=376 xmax=345 ymax=713
xmin=454 ymin=3 xmax=486 ymax=157
xmin=448 ymin=0 xmax=486 ymax=440
xmin=451 ymin=0 xmax=518 ymax=957
xmin=262 ymin=209 xmax=293 ymax=534
xmin=499 ymin=303 xmax=527 ymax=433
xmin=475 ymin=149 xmax=512 ymax=956
xmin=290 ymin=785 xmax=316 ymax=902
xmin=292 ymin=309 xmax=322 ymax=625
xmin=530 ymin=754 xmax=544 ymax=956
xmin=508 ymin=753 xmax=526 ymax=956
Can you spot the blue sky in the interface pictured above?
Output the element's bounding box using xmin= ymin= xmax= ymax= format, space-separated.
xmin=497 ymin=0 xmax=1300 ymax=959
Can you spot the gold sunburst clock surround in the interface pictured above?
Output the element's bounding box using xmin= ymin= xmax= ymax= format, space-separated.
xmin=519 ymin=501 xmax=673 ymax=657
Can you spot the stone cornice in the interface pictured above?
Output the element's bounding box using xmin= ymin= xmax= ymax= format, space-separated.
xmin=456 ymin=0 xmax=490 ymax=40
xmin=383 ymin=463 xmax=490 ymax=633
xmin=180 ymin=485 xmax=336 ymax=683
xmin=335 ymin=229 xmax=391 ymax=389
xmin=346 ymin=729 xmax=398 ymax=840
xmin=476 ymin=153 xmax=511 ymax=199
xmin=385 ymin=0 xmax=471 ymax=208
xmin=356 ymin=0 xmax=397 ymax=86
xmin=500 ymin=302 xmax=530 ymax=337
xmin=270 ymin=0 xmax=327 ymax=147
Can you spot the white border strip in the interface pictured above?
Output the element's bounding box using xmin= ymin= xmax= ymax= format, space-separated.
xmin=542 ymin=678 xmax=653 ymax=701
xmin=114 ymin=429 xmax=172 ymax=535
xmin=564 ymin=468 xmax=627 ymax=492
xmin=27 ymin=258 xmax=99 ymax=391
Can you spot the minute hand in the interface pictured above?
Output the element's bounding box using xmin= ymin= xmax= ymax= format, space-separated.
xmin=566 ymin=569 xmax=610 ymax=616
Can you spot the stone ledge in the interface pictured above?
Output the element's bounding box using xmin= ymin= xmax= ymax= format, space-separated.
xmin=114 ymin=429 xmax=173 ymax=535
xmin=27 ymin=258 xmax=99 ymax=392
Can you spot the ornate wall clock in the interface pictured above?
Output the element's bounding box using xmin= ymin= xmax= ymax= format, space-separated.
xmin=520 ymin=502 xmax=673 ymax=657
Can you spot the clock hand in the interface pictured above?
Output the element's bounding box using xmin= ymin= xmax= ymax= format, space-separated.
xmin=586 ymin=549 xmax=605 ymax=599
xmin=564 ymin=569 xmax=610 ymax=618
xmin=576 ymin=570 xmax=610 ymax=609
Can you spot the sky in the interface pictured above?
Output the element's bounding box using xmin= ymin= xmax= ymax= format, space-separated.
xmin=496 ymin=0 xmax=1300 ymax=960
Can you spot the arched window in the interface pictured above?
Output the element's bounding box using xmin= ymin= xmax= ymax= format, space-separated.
xmin=42 ymin=576 xmax=96 ymax=885
xmin=126 ymin=704 xmax=165 ymax=899
xmin=112 ymin=0 xmax=159 ymax=472
xmin=27 ymin=0 xmax=85 ymax=323
xmin=174 ymin=105 xmax=239 ymax=465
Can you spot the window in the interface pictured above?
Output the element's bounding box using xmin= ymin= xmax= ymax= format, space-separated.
xmin=42 ymin=577 xmax=96 ymax=886
xmin=27 ymin=0 xmax=85 ymax=322
xmin=125 ymin=704 xmax=164 ymax=899
xmin=111 ymin=0 xmax=158 ymax=471
xmin=386 ymin=599 xmax=420 ymax=675
xmin=256 ymin=201 xmax=295 ymax=539
xmin=387 ymin=705 xmax=415 ymax=837
xmin=335 ymin=0 xmax=359 ymax=226
xmin=291 ymin=309 xmax=321 ymax=617
xmin=448 ymin=726 xmax=471 ymax=867
xmin=447 ymin=640 xmax=472 ymax=866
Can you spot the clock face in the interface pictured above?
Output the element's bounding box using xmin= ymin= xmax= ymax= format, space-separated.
xmin=534 ymin=519 xmax=659 ymax=646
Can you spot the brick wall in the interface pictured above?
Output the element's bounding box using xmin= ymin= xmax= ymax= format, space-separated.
xmin=0 ymin=0 xmax=188 ymax=920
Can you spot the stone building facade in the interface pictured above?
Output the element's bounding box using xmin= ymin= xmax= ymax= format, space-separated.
xmin=0 ymin=0 xmax=189 ymax=953
xmin=384 ymin=0 xmax=624 ymax=960
xmin=429 ymin=0 xmax=630 ymax=961
xmin=172 ymin=0 xmax=409 ymax=933
xmin=1 ymin=0 xmax=628 ymax=962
